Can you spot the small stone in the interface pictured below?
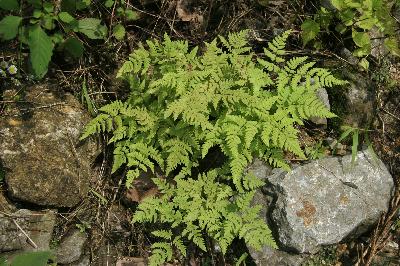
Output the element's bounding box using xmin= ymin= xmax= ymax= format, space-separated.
xmin=56 ymin=230 xmax=87 ymax=264
xmin=0 ymin=209 xmax=56 ymax=252
xmin=310 ymin=88 xmax=331 ymax=126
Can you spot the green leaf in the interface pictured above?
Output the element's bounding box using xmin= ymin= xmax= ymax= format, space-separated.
xmin=352 ymin=29 xmax=371 ymax=48
xmin=330 ymin=0 xmax=344 ymax=10
xmin=0 ymin=16 xmax=22 ymax=40
xmin=10 ymin=251 xmax=53 ymax=266
xmin=358 ymin=58 xmax=369 ymax=70
xmin=27 ymin=0 xmax=41 ymax=8
xmin=112 ymin=24 xmax=125 ymax=40
xmin=76 ymin=0 xmax=91 ymax=10
xmin=43 ymin=2 xmax=53 ymax=13
xmin=356 ymin=17 xmax=378 ymax=30
xmin=353 ymin=45 xmax=371 ymax=57
xmin=340 ymin=9 xmax=355 ymax=26
xmin=125 ymin=9 xmax=140 ymax=21
xmin=384 ymin=37 xmax=400 ymax=56
xmin=59 ymin=12 xmax=76 ymax=24
xmin=41 ymin=15 xmax=55 ymax=30
xmin=301 ymin=19 xmax=320 ymax=47
xmin=0 ymin=0 xmax=19 ymax=11
xmin=28 ymin=25 xmax=54 ymax=79
xmin=78 ymin=18 xmax=107 ymax=39
xmin=64 ymin=37 xmax=84 ymax=58
xmin=104 ymin=0 xmax=114 ymax=8
xmin=351 ymin=129 xmax=359 ymax=164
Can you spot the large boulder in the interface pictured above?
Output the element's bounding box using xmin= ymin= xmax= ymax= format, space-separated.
xmin=0 ymin=85 xmax=99 ymax=207
xmin=266 ymin=150 xmax=393 ymax=253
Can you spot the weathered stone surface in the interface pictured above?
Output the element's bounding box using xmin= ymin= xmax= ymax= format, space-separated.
xmin=0 ymin=85 xmax=99 ymax=207
xmin=310 ymin=88 xmax=330 ymax=126
xmin=56 ymin=229 xmax=87 ymax=264
xmin=340 ymin=70 xmax=376 ymax=128
xmin=267 ymin=150 xmax=393 ymax=253
xmin=249 ymin=190 xmax=306 ymax=266
xmin=0 ymin=209 xmax=56 ymax=252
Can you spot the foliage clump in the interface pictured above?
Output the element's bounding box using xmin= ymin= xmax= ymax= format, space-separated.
xmin=81 ymin=30 xmax=346 ymax=265
xmin=301 ymin=0 xmax=400 ymax=66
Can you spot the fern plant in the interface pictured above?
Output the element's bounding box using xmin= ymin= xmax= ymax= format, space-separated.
xmin=81 ymin=30 xmax=346 ymax=265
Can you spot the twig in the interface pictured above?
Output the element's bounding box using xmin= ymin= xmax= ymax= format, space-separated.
xmin=12 ymin=219 xmax=38 ymax=249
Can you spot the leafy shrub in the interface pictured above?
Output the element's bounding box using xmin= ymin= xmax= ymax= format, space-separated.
xmin=0 ymin=0 xmax=139 ymax=78
xmin=301 ymin=0 xmax=400 ymax=63
xmin=81 ymin=30 xmax=346 ymax=265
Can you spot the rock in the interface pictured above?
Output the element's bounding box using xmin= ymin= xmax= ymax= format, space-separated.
xmin=0 ymin=209 xmax=56 ymax=252
xmin=340 ymin=70 xmax=376 ymax=128
xmin=249 ymin=244 xmax=305 ymax=266
xmin=249 ymin=190 xmax=306 ymax=266
xmin=56 ymin=230 xmax=87 ymax=264
xmin=0 ymin=85 xmax=99 ymax=207
xmin=69 ymin=256 xmax=90 ymax=266
xmin=266 ymin=150 xmax=393 ymax=253
xmin=310 ymin=88 xmax=330 ymax=126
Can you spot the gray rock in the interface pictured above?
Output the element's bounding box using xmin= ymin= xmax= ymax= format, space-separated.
xmin=56 ymin=230 xmax=87 ymax=264
xmin=0 ymin=209 xmax=56 ymax=252
xmin=0 ymin=85 xmax=99 ymax=207
xmin=310 ymin=88 xmax=330 ymax=126
xmin=267 ymin=150 xmax=393 ymax=253
xmin=248 ymin=190 xmax=306 ymax=266
xmin=340 ymin=70 xmax=376 ymax=128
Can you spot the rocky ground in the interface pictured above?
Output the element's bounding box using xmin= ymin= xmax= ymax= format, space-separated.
xmin=0 ymin=0 xmax=399 ymax=265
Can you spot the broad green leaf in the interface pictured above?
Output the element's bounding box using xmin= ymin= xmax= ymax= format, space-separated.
xmin=0 ymin=16 xmax=22 ymax=40
xmin=358 ymin=58 xmax=369 ymax=70
xmin=43 ymin=2 xmax=53 ymax=13
xmin=318 ymin=7 xmax=333 ymax=29
xmin=125 ymin=9 xmax=140 ymax=21
xmin=331 ymin=0 xmax=344 ymax=10
xmin=384 ymin=37 xmax=400 ymax=56
xmin=64 ymin=37 xmax=84 ymax=58
xmin=59 ymin=12 xmax=76 ymax=24
xmin=353 ymin=46 xmax=371 ymax=57
xmin=76 ymin=0 xmax=91 ymax=10
xmin=356 ymin=17 xmax=378 ymax=30
xmin=113 ymin=24 xmax=125 ymax=40
xmin=41 ymin=15 xmax=55 ymax=30
xmin=104 ymin=0 xmax=114 ymax=8
xmin=28 ymin=25 xmax=54 ymax=78
xmin=78 ymin=18 xmax=107 ymax=39
xmin=352 ymin=29 xmax=370 ymax=48
xmin=10 ymin=251 xmax=53 ymax=266
xmin=340 ymin=9 xmax=355 ymax=26
xmin=0 ymin=0 xmax=19 ymax=11
xmin=301 ymin=19 xmax=320 ymax=47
